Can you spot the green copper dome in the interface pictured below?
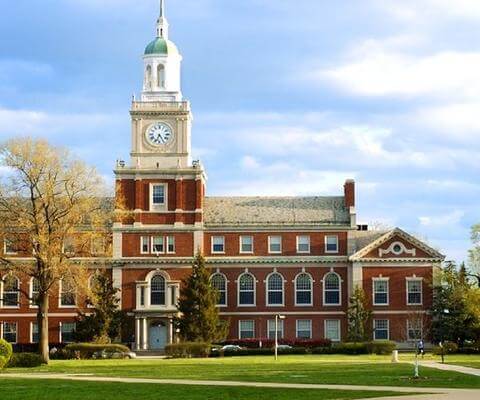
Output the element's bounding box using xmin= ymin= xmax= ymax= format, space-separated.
xmin=144 ymin=37 xmax=178 ymax=56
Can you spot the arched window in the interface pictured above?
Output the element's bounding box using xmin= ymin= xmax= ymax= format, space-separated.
xmin=295 ymin=273 xmax=312 ymax=305
xmin=30 ymin=278 xmax=40 ymax=306
xmin=323 ymin=272 xmax=341 ymax=305
xmin=157 ymin=64 xmax=165 ymax=88
xmin=266 ymin=272 xmax=284 ymax=306
xmin=238 ymin=273 xmax=255 ymax=306
xmin=211 ymin=273 xmax=227 ymax=306
xmin=2 ymin=275 xmax=19 ymax=307
xmin=145 ymin=65 xmax=152 ymax=89
xmin=151 ymin=275 xmax=166 ymax=306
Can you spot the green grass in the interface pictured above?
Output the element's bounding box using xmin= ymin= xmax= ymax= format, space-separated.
xmin=4 ymin=354 xmax=480 ymax=389
xmin=444 ymin=354 xmax=480 ymax=370
xmin=0 ymin=379 xmax=411 ymax=400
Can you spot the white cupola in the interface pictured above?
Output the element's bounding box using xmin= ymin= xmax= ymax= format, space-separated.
xmin=141 ymin=0 xmax=182 ymax=102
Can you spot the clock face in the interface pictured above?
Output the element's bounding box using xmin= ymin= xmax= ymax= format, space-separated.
xmin=146 ymin=122 xmax=174 ymax=146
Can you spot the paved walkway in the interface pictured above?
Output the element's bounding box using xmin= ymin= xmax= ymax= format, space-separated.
xmin=2 ymin=372 xmax=480 ymax=399
xmin=417 ymin=361 xmax=480 ymax=377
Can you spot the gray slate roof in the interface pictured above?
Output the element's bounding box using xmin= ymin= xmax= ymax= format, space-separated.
xmin=349 ymin=230 xmax=389 ymax=254
xmin=204 ymin=196 xmax=350 ymax=227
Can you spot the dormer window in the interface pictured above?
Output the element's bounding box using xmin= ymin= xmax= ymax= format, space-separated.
xmin=150 ymin=184 xmax=167 ymax=211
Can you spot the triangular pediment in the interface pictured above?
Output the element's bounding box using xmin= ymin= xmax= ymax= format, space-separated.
xmin=350 ymin=228 xmax=444 ymax=261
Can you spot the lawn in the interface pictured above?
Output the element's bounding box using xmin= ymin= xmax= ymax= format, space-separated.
xmin=3 ymin=354 xmax=480 ymax=389
xmin=0 ymin=379 xmax=412 ymax=400
xmin=444 ymin=354 xmax=480 ymax=370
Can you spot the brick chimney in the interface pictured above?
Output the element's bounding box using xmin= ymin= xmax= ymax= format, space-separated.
xmin=344 ymin=179 xmax=355 ymax=209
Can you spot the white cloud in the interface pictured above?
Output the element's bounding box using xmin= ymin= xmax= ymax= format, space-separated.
xmin=419 ymin=210 xmax=465 ymax=228
xmin=240 ymin=155 xmax=260 ymax=169
xmin=318 ymin=50 xmax=480 ymax=98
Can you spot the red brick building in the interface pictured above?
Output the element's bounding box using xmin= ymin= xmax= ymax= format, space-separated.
xmin=0 ymin=4 xmax=444 ymax=351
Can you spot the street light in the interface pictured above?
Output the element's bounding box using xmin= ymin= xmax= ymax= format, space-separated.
xmin=439 ymin=309 xmax=450 ymax=364
xmin=274 ymin=314 xmax=286 ymax=361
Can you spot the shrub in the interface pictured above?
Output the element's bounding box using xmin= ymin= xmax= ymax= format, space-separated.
xmin=366 ymin=340 xmax=397 ymax=355
xmin=65 ymin=343 xmax=130 ymax=359
xmin=432 ymin=342 xmax=459 ymax=355
xmin=49 ymin=348 xmax=75 ymax=360
xmin=334 ymin=342 xmax=369 ymax=354
xmin=7 ymin=353 xmax=44 ymax=368
xmin=0 ymin=339 xmax=13 ymax=368
xmin=165 ymin=342 xmax=210 ymax=358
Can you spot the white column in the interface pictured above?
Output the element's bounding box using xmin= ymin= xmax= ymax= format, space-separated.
xmin=169 ymin=319 xmax=173 ymax=344
xmin=135 ymin=319 xmax=141 ymax=350
xmin=142 ymin=318 xmax=148 ymax=350
xmin=112 ymin=266 xmax=123 ymax=309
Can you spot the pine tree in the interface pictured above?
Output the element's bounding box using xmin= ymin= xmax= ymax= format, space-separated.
xmin=347 ymin=286 xmax=372 ymax=342
xmin=177 ymin=253 xmax=228 ymax=343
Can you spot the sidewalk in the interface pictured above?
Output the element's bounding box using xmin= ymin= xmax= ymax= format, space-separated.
xmin=417 ymin=361 xmax=480 ymax=377
xmin=2 ymin=372 xmax=480 ymax=399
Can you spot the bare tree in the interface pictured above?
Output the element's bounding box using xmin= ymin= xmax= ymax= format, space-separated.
xmin=0 ymin=138 xmax=113 ymax=363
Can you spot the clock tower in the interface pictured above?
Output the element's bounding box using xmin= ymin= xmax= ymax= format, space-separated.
xmin=113 ymin=0 xmax=206 ymax=280
xmin=129 ymin=0 xmax=191 ymax=170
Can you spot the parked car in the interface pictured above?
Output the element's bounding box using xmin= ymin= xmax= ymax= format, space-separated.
xmin=212 ymin=345 xmax=244 ymax=352
xmin=276 ymin=344 xmax=293 ymax=350
xmin=92 ymin=350 xmax=137 ymax=359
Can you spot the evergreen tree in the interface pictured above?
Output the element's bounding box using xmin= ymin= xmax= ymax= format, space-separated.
xmin=347 ymin=286 xmax=372 ymax=342
xmin=75 ymin=272 xmax=125 ymax=343
xmin=177 ymin=253 xmax=229 ymax=343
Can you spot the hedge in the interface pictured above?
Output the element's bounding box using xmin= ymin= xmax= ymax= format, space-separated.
xmin=165 ymin=342 xmax=210 ymax=358
xmin=366 ymin=340 xmax=397 ymax=355
xmin=7 ymin=353 xmax=44 ymax=368
xmin=65 ymin=343 xmax=130 ymax=359
xmin=0 ymin=339 xmax=13 ymax=369
xmin=432 ymin=342 xmax=459 ymax=355
xmin=222 ymin=338 xmax=332 ymax=349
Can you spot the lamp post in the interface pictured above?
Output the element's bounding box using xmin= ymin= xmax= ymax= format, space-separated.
xmin=440 ymin=309 xmax=450 ymax=364
xmin=274 ymin=314 xmax=286 ymax=361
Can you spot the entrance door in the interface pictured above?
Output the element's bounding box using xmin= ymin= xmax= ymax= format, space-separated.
xmin=149 ymin=322 xmax=168 ymax=350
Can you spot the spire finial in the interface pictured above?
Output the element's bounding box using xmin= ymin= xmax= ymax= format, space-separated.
xmin=156 ymin=0 xmax=169 ymax=38
xmin=160 ymin=0 xmax=164 ymax=18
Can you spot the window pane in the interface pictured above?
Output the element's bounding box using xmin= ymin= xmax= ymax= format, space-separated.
xmin=239 ymin=274 xmax=255 ymax=305
xmin=297 ymin=320 xmax=311 ymax=339
xmin=61 ymin=322 xmax=76 ymax=343
xmin=152 ymin=236 xmax=164 ymax=253
xmin=239 ymin=320 xmax=255 ymax=339
xmin=267 ymin=320 xmax=284 ymax=339
xmin=141 ymin=236 xmax=150 ymax=253
xmin=324 ymin=273 xmax=340 ymax=305
xmin=241 ymin=236 xmax=253 ymax=253
xmin=211 ymin=273 xmax=227 ymax=306
xmin=167 ymin=236 xmax=175 ymax=253
xmin=32 ymin=323 xmax=39 ymax=343
xmin=61 ymin=280 xmax=76 ymax=306
xmin=151 ymin=275 xmax=166 ymax=305
xmin=325 ymin=320 xmax=340 ymax=341
xmin=326 ymin=236 xmax=338 ymax=252
xmin=296 ymin=273 xmax=312 ymax=305
xmin=374 ymin=280 xmax=388 ymax=305
xmin=269 ymin=236 xmax=281 ymax=252
xmin=3 ymin=322 xmax=17 ymax=343
xmin=152 ymin=185 xmax=165 ymax=205
xmin=374 ymin=320 xmax=389 ymax=340
xmin=212 ymin=237 xmax=225 ymax=253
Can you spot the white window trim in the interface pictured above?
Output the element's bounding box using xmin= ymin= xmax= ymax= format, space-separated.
xmin=166 ymin=235 xmax=176 ymax=254
xmin=59 ymin=322 xmax=76 ymax=343
xmin=322 ymin=271 xmax=342 ymax=306
xmin=296 ymin=235 xmax=311 ymax=254
xmin=30 ymin=321 xmax=38 ymax=344
xmin=373 ymin=319 xmax=390 ymax=341
xmin=406 ymin=277 xmax=423 ymax=306
xmin=265 ymin=272 xmax=285 ymax=307
xmin=0 ymin=275 xmax=20 ymax=309
xmin=3 ymin=238 xmax=18 ymax=256
xmin=325 ymin=235 xmax=339 ymax=254
xmin=268 ymin=236 xmax=282 ymax=254
xmin=211 ymin=236 xmax=225 ymax=255
xmin=58 ymin=279 xmax=77 ymax=309
xmin=149 ymin=183 xmax=167 ymax=211
xmin=324 ymin=319 xmax=341 ymax=342
xmin=267 ymin=319 xmax=284 ymax=339
xmin=372 ymin=277 xmax=390 ymax=306
xmin=296 ymin=319 xmax=312 ymax=339
xmin=237 ymin=272 xmax=256 ymax=307
xmin=140 ymin=236 xmax=150 ymax=255
xmin=29 ymin=277 xmax=39 ymax=309
xmin=294 ymin=272 xmax=313 ymax=306
xmin=239 ymin=235 xmax=254 ymax=254
xmin=238 ymin=320 xmax=255 ymax=339
xmin=407 ymin=319 xmax=424 ymax=342
xmin=210 ymin=272 xmax=228 ymax=308
xmin=2 ymin=321 xmax=17 ymax=344
xmin=151 ymin=236 xmax=165 ymax=254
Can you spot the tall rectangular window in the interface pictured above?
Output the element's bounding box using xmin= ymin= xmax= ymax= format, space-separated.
xmin=151 ymin=184 xmax=165 ymax=206
xmin=407 ymin=319 xmax=423 ymax=341
xmin=167 ymin=236 xmax=175 ymax=253
xmin=212 ymin=236 xmax=225 ymax=254
xmin=325 ymin=236 xmax=339 ymax=253
xmin=152 ymin=236 xmax=164 ymax=253
xmin=325 ymin=320 xmax=341 ymax=342
xmin=60 ymin=322 xmax=76 ymax=343
xmin=239 ymin=320 xmax=255 ymax=339
xmin=407 ymin=280 xmax=422 ymax=305
xmin=141 ymin=236 xmax=150 ymax=254
xmin=60 ymin=279 xmax=76 ymax=307
xmin=373 ymin=279 xmax=389 ymax=305
xmin=296 ymin=319 xmax=312 ymax=339
xmin=374 ymin=319 xmax=389 ymax=340
xmin=3 ymin=237 xmax=17 ymax=255
xmin=31 ymin=323 xmax=39 ymax=343
xmin=240 ymin=236 xmax=253 ymax=253
xmin=268 ymin=236 xmax=282 ymax=254
xmin=2 ymin=322 xmax=17 ymax=343
xmin=267 ymin=319 xmax=284 ymax=340
xmin=297 ymin=236 xmax=311 ymax=253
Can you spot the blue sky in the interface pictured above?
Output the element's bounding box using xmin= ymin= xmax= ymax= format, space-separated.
xmin=1 ymin=0 xmax=479 ymax=262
